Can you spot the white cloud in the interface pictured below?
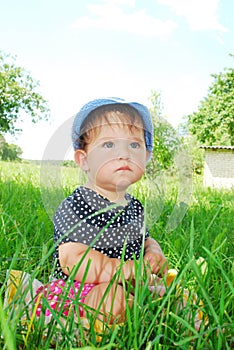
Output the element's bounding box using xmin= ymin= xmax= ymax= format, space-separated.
xmin=158 ymin=0 xmax=227 ymax=32
xmin=71 ymin=2 xmax=177 ymax=39
xmin=103 ymin=0 xmax=136 ymax=6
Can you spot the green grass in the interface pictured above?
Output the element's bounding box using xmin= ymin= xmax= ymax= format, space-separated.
xmin=0 ymin=160 xmax=233 ymax=349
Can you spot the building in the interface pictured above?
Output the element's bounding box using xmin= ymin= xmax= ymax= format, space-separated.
xmin=200 ymin=146 xmax=234 ymax=189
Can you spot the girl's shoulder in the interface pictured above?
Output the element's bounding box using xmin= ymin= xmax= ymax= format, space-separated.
xmin=125 ymin=193 xmax=144 ymax=209
xmin=53 ymin=187 xmax=84 ymax=217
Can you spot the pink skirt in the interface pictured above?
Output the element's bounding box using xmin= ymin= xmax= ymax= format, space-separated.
xmin=35 ymin=279 xmax=96 ymax=317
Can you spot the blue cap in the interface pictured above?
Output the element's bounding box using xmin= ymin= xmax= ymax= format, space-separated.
xmin=72 ymin=97 xmax=153 ymax=152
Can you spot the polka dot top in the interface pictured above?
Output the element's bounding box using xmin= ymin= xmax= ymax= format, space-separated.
xmin=52 ymin=186 xmax=149 ymax=280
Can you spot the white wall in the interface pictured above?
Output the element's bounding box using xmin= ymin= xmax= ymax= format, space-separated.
xmin=203 ymin=149 xmax=234 ymax=189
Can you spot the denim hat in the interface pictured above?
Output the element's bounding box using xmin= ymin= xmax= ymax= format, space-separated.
xmin=72 ymin=97 xmax=153 ymax=152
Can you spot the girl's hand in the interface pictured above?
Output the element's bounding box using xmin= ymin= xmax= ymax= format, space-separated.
xmin=59 ymin=242 xmax=137 ymax=284
xmin=121 ymin=259 xmax=136 ymax=281
xmin=144 ymin=238 xmax=168 ymax=276
xmin=144 ymin=250 xmax=168 ymax=275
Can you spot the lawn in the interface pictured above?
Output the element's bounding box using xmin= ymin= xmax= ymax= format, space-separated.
xmin=0 ymin=160 xmax=233 ymax=349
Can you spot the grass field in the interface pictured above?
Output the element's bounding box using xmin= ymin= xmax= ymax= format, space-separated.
xmin=0 ymin=160 xmax=233 ymax=349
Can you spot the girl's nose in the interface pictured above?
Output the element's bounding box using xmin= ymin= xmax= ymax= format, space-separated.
xmin=116 ymin=144 xmax=130 ymax=159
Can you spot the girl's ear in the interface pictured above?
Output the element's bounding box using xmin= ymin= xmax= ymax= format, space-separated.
xmin=146 ymin=150 xmax=151 ymax=161
xmin=74 ymin=150 xmax=89 ymax=171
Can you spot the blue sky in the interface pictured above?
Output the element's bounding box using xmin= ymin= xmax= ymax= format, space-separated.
xmin=1 ymin=0 xmax=233 ymax=159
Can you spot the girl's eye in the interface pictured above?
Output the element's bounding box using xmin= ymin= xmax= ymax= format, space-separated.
xmin=130 ymin=142 xmax=140 ymax=149
xmin=103 ymin=141 xmax=114 ymax=149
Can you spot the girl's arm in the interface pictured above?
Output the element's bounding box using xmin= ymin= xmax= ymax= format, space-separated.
xmin=59 ymin=242 xmax=135 ymax=283
xmin=144 ymin=237 xmax=168 ymax=275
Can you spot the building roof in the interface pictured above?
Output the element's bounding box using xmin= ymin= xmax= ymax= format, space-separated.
xmin=200 ymin=145 xmax=234 ymax=150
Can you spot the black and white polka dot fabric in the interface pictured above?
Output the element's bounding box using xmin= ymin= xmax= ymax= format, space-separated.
xmin=52 ymin=186 xmax=149 ymax=280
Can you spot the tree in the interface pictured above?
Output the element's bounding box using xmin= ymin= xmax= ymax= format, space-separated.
xmin=0 ymin=133 xmax=6 ymax=151
xmin=187 ymin=66 xmax=234 ymax=146
xmin=148 ymin=90 xmax=181 ymax=171
xmin=0 ymin=51 xmax=49 ymax=134
xmin=1 ymin=142 xmax=22 ymax=161
xmin=0 ymin=134 xmax=22 ymax=161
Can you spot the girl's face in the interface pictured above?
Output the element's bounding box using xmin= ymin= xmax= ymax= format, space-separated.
xmin=75 ymin=122 xmax=149 ymax=201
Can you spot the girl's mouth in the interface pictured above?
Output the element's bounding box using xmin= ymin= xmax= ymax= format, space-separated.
xmin=117 ymin=166 xmax=131 ymax=171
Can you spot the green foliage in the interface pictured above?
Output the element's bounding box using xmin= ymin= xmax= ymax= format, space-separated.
xmin=187 ymin=66 xmax=234 ymax=146
xmin=0 ymin=134 xmax=22 ymax=161
xmin=0 ymin=51 xmax=49 ymax=134
xmin=148 ymin=90 xmax=181 ymax=173
xmin=0 ymin=133 xmax=6 ymax=151
xmin=62 ymin=159 xmax=76 ymax=168
xmin=1 ymin=142 xmax=22 ymax=161
xmin=182 ymin=135 xmax=205 ymax=174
